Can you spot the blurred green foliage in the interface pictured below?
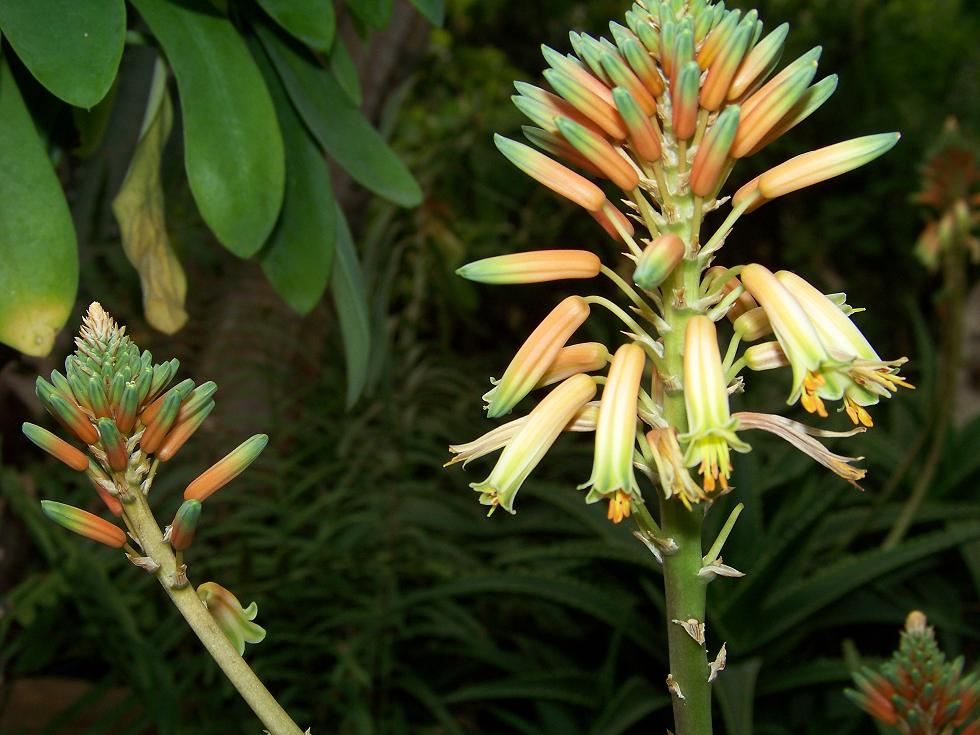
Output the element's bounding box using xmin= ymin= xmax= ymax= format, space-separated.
xmin=2 ymin=0 xmax=979 ymax=733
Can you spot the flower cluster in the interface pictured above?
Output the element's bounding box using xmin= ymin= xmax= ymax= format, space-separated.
xmin=448 ymin=0 xmax=910 ymax=520
xmin=28 ymin=303 xmax=267 ymax=653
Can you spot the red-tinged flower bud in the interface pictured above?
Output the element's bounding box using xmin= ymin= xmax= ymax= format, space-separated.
xmin=169 ymin=499 xmax=202 ymax=551
xmin=157 ymin=400 xmax=215 ymax=462
xmin=22 ymin=422 xmax=90 ymax=471
xmin=108 ymin=372 xmax=126 ymax=413
xmin=183 ymin=434 xmax=269 ymax=502
xmin=141 ymin=391 xmax=183 ymax=454
xmin=660 ymin=20 xmax=677 ymax=78
xmin=697 ymin=9 xmax=741 ymax=69
xmin=97 ymin=417 xmax=128 ymax=472
xmin=41 ymin=500 xmax=127 ymax=548
xmin=590 ymin=203 xmax=635 ymax=241
xmin=543 ymin=68 xmax=627 ymax=140
xmin=116 ymin=382 xmax=141 ymax=434
xmin=135 ymin=364 xmax=154 ymax=405
xmin=141 ymin=378 xmax=195 ymax=426
xmin=669 ymin=29 xmax=694 ymax=90
xmin=612 ymin=87 xmax=662 ymax=163
xmin=46 ymin=392 xmax=99 ymax=445
xmin=728 ymin=22 xmax=789 ymax=100
xmin=457 ymin=250 xmax=602 ymax=285
xmin=87 ymin=376 xmax=112 ymax=419
xmin=86 ymin=459 xmax=123 ymax=515
xmin=746 ymin=75 xmax=838 ymax=156
xmin=634 ymin=234 xmax=685 ymax=289
xmin=620 ymin=36 xmax=665 ymax=97
xmin=541 ymin=45 xmax=615 ymax=107
xmin=700 ymin=22 xmax=752 ymax=112
xmin=555 ymin=116 xmax=640 ymax=191
xmin=521 ymin=126 xmax=605 ymax=177
xmin=731 ymin=60 xmax=817 ymax=158
xmin=690 ymin=105 xmax=741 ymax=197
xmin=495 ymin=134 xmax=607 ymax=211
xmin=600 ymin=51 xmax=656 ymax=116
xmin=672 ymin=61 xmax=701 ymax=141
xmin=535 ymin=342 xmax=610 ymax=388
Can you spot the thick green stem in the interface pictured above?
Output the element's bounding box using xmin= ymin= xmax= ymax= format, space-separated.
xmin=124 ymin=489 xmax=305 ymax=735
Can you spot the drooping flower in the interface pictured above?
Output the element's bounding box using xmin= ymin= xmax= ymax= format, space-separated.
xmin=681 ymin=317 xmax=750 ymax=494
xmin=197 ymin=582 xmax=266 ymax=656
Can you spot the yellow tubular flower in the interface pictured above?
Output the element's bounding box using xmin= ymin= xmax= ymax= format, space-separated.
xmin=582 ymin=343 xmax=646 ymax=503
xmin=681 ymin=317 xmax=750 ymax=493
xmin=471 ymin=374 xmax=597 ymax=513
xmin=484 ymin=296 xmax=591 ymax=417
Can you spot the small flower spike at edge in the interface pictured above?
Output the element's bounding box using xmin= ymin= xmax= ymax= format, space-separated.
xmin=445 ymin=4 xmax=907 ymax=734
xmin=26 ymin=303 xmax=306 ymax=735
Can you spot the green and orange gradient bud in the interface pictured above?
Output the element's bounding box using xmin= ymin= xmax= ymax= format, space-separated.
xmin=484 ymin=295 xmax=591 ymax=417
xmin=22 ymin=422 xmax=89 ymax=471
xmin=157 ymin=401 xmax=215 ymax=462
xmin=542 ymin=68 xmax=627 ymax=140
xmin=690 ymin=105 xmax=740 ymax=197
xmin=672 ymin=61 xmax=701 ymax=140
xmin=41 ymin=500 xmax=127 ymax=548
xmin=634 ymin=234 xmax=685 ymax=289
xmin=611 ymin=87 xmax=662 ymax=163
xmin=169 ymin=499 xmax=202 ymax=551
xmin=536 ymin=343 xmax=610 ymax=388
xmin=184 ymin=434 xmax=269 ymax=503
xmin=494 ymin=134 xmax=606 ymax=211
xmin=699 ymin=20 xmax=752 ymax=111
xmin=457 ymin=250 xmax=601 ymax=285
xmin=555 ymin=116 xmax=640 ymax=191
xmin=728 ymin=23 xmax=788 ymax=100
xmin=197 ymin=582 xmax=266 ymax=656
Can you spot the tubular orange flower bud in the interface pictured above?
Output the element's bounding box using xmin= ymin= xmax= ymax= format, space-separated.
xmin=176 ymin=381 xmax=218 ymax=424
xmin=672 ymin=61 xmax=701 ymax=141
xmin=746 ymin=74 xmax=838 ymax=155
xmin=600 ymin=51 xmax=656 ymax=115
xmin=738 ymin=46 xmax=822 ymax=117
xmin=727 ymin=22 xmax=789 ymax=100
xmin=141 ymin=391 xmax=183 ymax=454
xmin=541 ymin=45 xmax=616 ymax=107
xmin=458 ymin=250 xmax=602 ymax=285
xmin=568 ymin=33 xmax=610 ymax=84
xmin=183 ymin=434 xmax=269 ymax=502
xmin=634 ymin=233 xmax=685 ymax=289
xmin=543 ymin=68 xmax=627 ymax=140
xmin=758 ymin=133 xmax=901 ymax=200
xmin=22 ymin=422 xmax=90 ymax=471
xmin=198 ymin=582 xmax=266 ymax=655
xmin=696 ymin=9 xmax=741 ymax=69
xmin=733 ymin=306 xmax=772 ymax=341
xmin=156 ymin=400 xmax=214 ymax=462
xmin=589 ymin=203 xmax=635 ymax=241
xmin=612 ymin=87 xmax=662 ymax=163
xmin=521 ymin=126 xmax=605 ymax=177
xmin=169 ymin=499 xmax=202 ymax=551
xmin=690 ymin=105 xmax=741 ymax=197
xmin=535 ymin=343 xmax=610 ymax=388
xmin=140 ymin=378 xmax=195 ymax=426
xmin=484 ymin=296 xmax=591 ymax=417
xmin=669 ymin=30 xmax=694 ymax=89
xmin=87 ymin=376 xmax=112 ymax=419
xmin=731 ymin=60 xmax=817 ymax=157
xmin=582 ymin=343 xmax=645 ymax=499
xmin=41 ymin=500 xmax=127 ymax=548
xmin=86 ymin=459 xmax=123 ymax=516
xmin=620 ymin=36 xmax=665 ymax=97
xmin=97 ymin=417 xmax=128 ymax=472
xmin=116 ymin=382 xmax=140 ymax=434
xmin=45 ymin=392 xmax=99 ymax=445
xmin=555 ymin=116 xmax=640 ymax=191
xmin=744 ymin=341 xmax=788 ymax=370
xmin=513 ymin=83 xmax=608 ymax=138
xmin=472 ymin=374 xmax=597 ymax=513
xmin=660 ymin=20 xmax=677 ymax=78
xmin=732 ymin=174 xmax=765 ymax=212
xmin=495 ymin=134 xmax=606 ymax=211
xmin=700 ymin=22 xmax=752 ymax=111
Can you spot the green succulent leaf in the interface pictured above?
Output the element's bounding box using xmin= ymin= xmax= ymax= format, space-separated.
xmin=0 ymin=59 xmax=78 ymax=356
xmin=255 ymin=0 xmax=335 ymax=51
xmin=131 ymin=0 xmax=285 ymax=258
xmin=329 ymin=36 xmax=362 ymax=105
xmin=256 ymin=21 xmax=422 ymax=208
xmin=0 ymin=0 xmax=124 ymax=108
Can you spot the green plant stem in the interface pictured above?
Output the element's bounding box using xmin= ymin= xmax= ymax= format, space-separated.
xmin=123 ymin=486 xmax=305 ymax=735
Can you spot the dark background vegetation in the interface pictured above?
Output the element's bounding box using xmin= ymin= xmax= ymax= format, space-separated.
xmin=1 ymin=0 xmax=979 ymax=733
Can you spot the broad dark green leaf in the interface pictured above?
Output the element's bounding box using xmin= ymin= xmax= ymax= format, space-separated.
xmin=329 ymin=35 xmax=362 ymax=105
xmin=256 ymin=21 xmax=422 ymax=208
xmin=0 ymin=59 xmax=77 ymax=356
xmin=345 ymin=0 xmax=392 ymax=29
xmin=331 ymin=207 xmax=371 ymax=406
xmin=409 ymin=0 xmax=445 ymax=25
xmin=131 ymin=0 xmax=285 ymax=257
xmin=254 ymin=40 xmax=336 ymax=314
xmin=0 ymin=0 xmax=124 ymax=108
xmin=256 ymin=0 xmax=335 ymax=51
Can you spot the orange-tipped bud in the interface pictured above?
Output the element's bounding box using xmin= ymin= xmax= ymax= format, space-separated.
xmin=156 ymin=400 xmax=214 ymax=462
xmin=97 ymin=417 xmax=128 ymax=472
xmin=457 ymin=250 xmax=602 ymax=285
xmin=140 ymin=378 xmax=195 ymax=427
xmin=41 ymin=500 xmax=127 ymax=548
xmin=521 ymin=126 xmax=605 ymax=177
xmin=183 ymin=434 xmax=269 ymax=503
xmin=620 ymin=36 xmax=665 ymax=97
xmin=140 ymin=391 xmax=183 ymax=454
xmin=590 ymin=203 xmax=635 ymax=241
xmin=672 ymin=61 xmax=701 ymax=140
xmin=600 ymin=51 xmax=656 ymax=116
xmin=612 ymin=87 xmax=662 ymax=163
xmin=541 ymin=45 xmax=616 ymax=107
xmin=494 ymin=134 xmax=606 ymax=212
xmin=700 ymin=22 xmax=752 ymax=112
xmin=22 ymin=422 xmax=90 ymax=471
xmin=484 ymin=296 xmax=591 ymax=417
xmin=555 ymin=116 xmax=639 ymax=191
xmin=690 ymin=105 xmax=741 ymax=197
xmin=634 ymin=233 xmax=685 ymax=289
xmin=45 ymin=392 xmax=99 ymax=445
xmin=728 ymin=22 xmax=789 ymax=100
xmin=535 ymin=342 xmax=610 ymax=388
xmin=543 ymin=68 xmax=627 ymax=140
xmin=697 ymin=9 xmax=741 ymax=69
xmin=758 ymin=133 xmax=901 ymax=200
xmin=732 ymin=60 xmax=817 ymax=158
